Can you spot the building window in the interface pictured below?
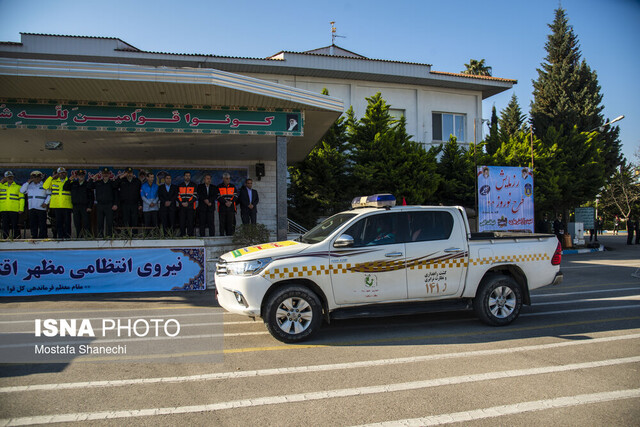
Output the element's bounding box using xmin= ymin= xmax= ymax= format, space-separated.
xmin=432 ymin=113 xmax=465 ymax=142
xmin=389 ymin=109 xmax=405 ymax=120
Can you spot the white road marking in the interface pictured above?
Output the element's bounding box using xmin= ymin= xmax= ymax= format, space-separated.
xmin=523 ymin=304 xmax=640 ymax=317
xmin=532 ymin=286 xmax=640 ymax=298
xmin=354 ymin=388 xmax=640 ymax=426
xmin=1 ymin=356 xmax=638 ymax=425
xmin=535 ymin=295 xmax=640 ymax=306
xmin=2 ymin=333 xmax=638 ymax=394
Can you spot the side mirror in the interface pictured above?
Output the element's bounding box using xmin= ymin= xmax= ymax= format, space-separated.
xmin=334 ymin=234 xmax=354 ymax=248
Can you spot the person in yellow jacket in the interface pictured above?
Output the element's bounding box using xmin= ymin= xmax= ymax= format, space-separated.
xmin=0 ymin=171 xmax=25 ymax=239
xmin=43 ymin=167 xmax=72 ymax=238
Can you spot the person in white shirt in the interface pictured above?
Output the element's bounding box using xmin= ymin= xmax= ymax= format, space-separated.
xmin=20 ymin=170 xmax=50 ymax=238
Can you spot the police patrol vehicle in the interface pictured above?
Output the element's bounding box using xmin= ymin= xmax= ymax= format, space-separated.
xmin=215 ymin=195 xmax=563 ymax=343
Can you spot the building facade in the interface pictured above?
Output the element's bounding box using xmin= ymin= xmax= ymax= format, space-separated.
xmin=0 ymin=33 xmax=516 ymax=239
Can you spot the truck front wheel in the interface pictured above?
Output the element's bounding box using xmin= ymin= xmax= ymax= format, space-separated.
xmin=473 ymin=275 xmax=522 ymax=326
xmin=264 ymin=285 xmax=322 ymax=343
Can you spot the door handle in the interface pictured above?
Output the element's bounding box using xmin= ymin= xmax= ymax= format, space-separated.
xmin=444 ymin=248 xmax=462 ymax=253
xmin=385 ymin=252 xmax=403 ymax=257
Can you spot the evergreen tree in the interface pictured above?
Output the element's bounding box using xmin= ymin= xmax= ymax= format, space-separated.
xmin=434 ymin=137 xmax=478 ymax=208
xmin=485 ymin=105 xmax=500 ymax=155
xmin=461 ymin=59 xmax=492 ymax=76
xmin=531 ymin=7 xmax=621 ymax=177
xmin=537 ymin=125 xmax=605 ymax=214
xmin=348 ymin=93 xmax=440 ymax=204
xmin=288 ymin=89 xmax=351 ymax=228
xmin=498 ymin=93 xmax=526 ymax=140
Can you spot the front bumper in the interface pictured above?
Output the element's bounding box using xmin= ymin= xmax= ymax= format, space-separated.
xmin=214 ymin=273 xmax=272 ymax=318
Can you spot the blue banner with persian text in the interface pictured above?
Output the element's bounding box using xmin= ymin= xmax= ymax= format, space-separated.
xmin=477 ymin=166 xmax=534 ymax=233
xmin=0 ymin=247 xmax=205 ymax=296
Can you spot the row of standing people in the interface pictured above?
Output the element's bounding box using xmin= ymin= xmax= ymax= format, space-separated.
xmin=0 ymin=168 xmax=259 ymax=239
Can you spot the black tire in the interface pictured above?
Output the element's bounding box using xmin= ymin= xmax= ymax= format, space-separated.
xmin=264 ymin=285 xmax=323 ymax=343
xmin=473 ymin=275 xmax=523 ymax=326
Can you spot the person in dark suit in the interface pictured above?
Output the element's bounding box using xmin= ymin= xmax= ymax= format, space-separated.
xmin=158 ymin=173 xmax=178 ymax=233
xmin=239 ymin=178 xmax=259 ymax=225
xmin=217 ymin=173 xmax=238 ymax=236
xmin=197 ymin=174 xmax=217 ymax=237
xmin=117 ymin=167 xmax=142 ymax=230
xmin=91 ymin=168 xmax=118 ymax=237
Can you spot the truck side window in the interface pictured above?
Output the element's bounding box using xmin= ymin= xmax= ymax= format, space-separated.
xmin=408 ymin=211 xmax=454 ymax=242
xmin=344 ymin=213 xmax=408 ymax=247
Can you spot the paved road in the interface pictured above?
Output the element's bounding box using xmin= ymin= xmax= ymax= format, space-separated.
xmin=1 ymin=235 xmax=638 ymax=426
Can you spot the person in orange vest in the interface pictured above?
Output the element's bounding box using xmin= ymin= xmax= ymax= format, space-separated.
xmin=0 ymin=171 xmax=25 ymax=239
xmin=178 ymin=171 xmax=197 ymax=237
xmin=217 ymin=172 xmax=238 ymax=236
xmin=43 ymin=167 xmax=73 ymax=238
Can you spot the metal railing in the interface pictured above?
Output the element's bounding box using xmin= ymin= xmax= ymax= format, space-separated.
xmin=287 ymin=218 xmax=308 ymax=234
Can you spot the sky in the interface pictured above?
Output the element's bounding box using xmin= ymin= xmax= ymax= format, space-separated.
xmin=1 ymin=0 xmax=638 ymax=161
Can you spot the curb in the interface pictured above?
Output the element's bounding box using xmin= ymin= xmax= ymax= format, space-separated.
xmin=562 ymin=244 xmax=604 ymax=255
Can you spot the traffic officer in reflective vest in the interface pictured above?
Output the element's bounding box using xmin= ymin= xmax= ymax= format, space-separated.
xmin=43 ymin=167 xmax=73 ymax=239
xmin=217 ymin=172 xmax=238 ymax=236
xmin=20 ymin=170 xmax=50 ymax=238
xmin=178 ymin=171 xmax=197 ymax=237
xmin=0 ymin=171 xmax=25 ymax=239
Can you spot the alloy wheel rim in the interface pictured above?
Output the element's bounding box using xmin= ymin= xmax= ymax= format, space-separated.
xmin=488 ymin=286 xmax=516 ymax=318
xmin=276 ymin=297 xmax=313 ymax=334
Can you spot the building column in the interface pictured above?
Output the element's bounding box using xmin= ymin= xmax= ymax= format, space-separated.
xmin=276 ymin=136 xmax=289 ymax=241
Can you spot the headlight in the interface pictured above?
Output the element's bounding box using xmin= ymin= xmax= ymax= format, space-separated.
xmin=226 ymin=257 xmax=272 ymax=276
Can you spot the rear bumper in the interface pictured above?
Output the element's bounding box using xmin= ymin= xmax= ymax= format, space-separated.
xmin=551 ymin=271 xmax=564 ymax=286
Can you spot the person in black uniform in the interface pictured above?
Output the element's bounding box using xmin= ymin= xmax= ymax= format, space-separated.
xmin=158 ymin=173 xmax=178 ymax=233
xmin=178 ymin=172 xmax=197 ymax=237
xmin=91 ymin=168 xmax=118 ymax=237
xmin=239 ymin=178 xmax=259 ymax=225
xmin=626 ymin=215 xmax=635 ymax=245
xmin=217 ymin=173 xmax=238 ymax=236
xmin=66 ymin=170 xmax=94 ymax=238
xmin=197 ymin=173 xmax=217 ymax=237
xmin=117 ymin=167 xmax=142 ymax=230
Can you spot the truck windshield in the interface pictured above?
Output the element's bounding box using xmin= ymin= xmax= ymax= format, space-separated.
xmin=300 ymin=213 xmax=357 ymax=244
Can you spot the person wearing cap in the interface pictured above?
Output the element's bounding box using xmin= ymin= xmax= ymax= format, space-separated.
xmin=20 ymin=170 xmax=50 ymax=238
xmin=217 ymin=172 xmax=238 ymax=236
xmin=43 ymin=167 xmax=72 ymax=238
xmin=178 ymin=171 xmax=198 ymax=237
xmin=116 ymin=167 xmax=142 ymax=232
xmin=0 ymin=171 xmax=25 ymax=239
xmin=90 ymin=168 xmax=118 ymax=237
xmin=65 ymin=170 xmax=94 ymax=238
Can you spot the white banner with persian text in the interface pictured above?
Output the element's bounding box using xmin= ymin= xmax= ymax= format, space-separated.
xmin=477 ymin=166 xmax=534 ymax=233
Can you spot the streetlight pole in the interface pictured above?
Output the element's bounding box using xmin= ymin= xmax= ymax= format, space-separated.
xmin=588 ymin=115 xmax=624 ymax=133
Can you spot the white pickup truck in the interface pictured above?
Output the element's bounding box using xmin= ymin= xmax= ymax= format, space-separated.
xmin=215 ymin=195 xmax=563 ymax=343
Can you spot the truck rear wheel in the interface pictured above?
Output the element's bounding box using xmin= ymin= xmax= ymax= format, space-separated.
xmin=473 ymin=275 xmax=522 ymax=326
xmin=264 ymin=285 xmax=322 ymax=343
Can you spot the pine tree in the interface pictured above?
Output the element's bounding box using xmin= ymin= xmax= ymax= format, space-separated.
xmin=434 ymin=137 xmax=477 ymax=208
xmin=485 ymin=105 xmax=500 ymax=155
xmin=499 ymin=93 xmax=526 ymax=140
xmin=348 ymin=93 xmax=440 ymax=204
xmin=531 ymin=7 xmax=621 ymax=177
xmin=288 ymin=89 xmax=351 ymax=228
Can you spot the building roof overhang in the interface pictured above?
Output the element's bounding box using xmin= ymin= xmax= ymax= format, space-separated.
xmin=1 ymin=34 xmax=516 ymax=100
xmin=0 ymin=57 xmax=343 ymax=166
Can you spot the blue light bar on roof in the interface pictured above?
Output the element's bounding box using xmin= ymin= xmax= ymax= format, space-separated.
xmin=351 ymin=194 xmax=396 ymax=209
